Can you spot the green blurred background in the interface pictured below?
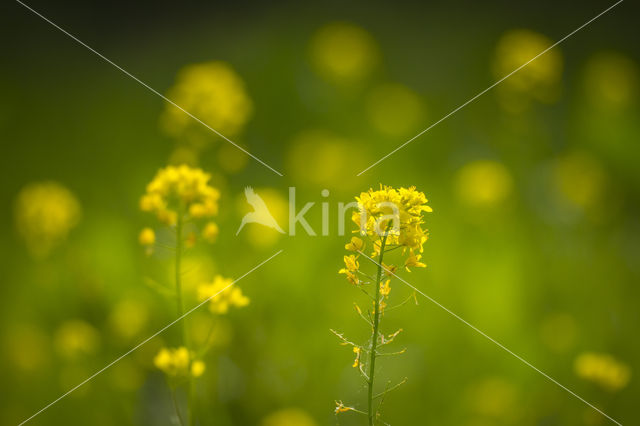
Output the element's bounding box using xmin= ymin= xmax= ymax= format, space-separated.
xmin=1 ymin=0 xmax=639 ymax=424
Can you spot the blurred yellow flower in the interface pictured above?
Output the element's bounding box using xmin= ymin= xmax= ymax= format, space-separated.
xmin=366 ymin=83 xmax=426 ymax=137
xmin=554 ymin=152 xmax=606 ymax=209
xmin=108 ymin=298 xmax=149 ymax=341
xmin=261 ymin=408 xmax=317 ymax=426
xmin=583 ymin=51 xmax=638 ymax=110
xmin=202 ymin=222 xmax=219 ymax=243
xmin=138 ymin=227 xmax=155 ymax=246
xmin=574 ymin=352 xmax=630 ymax=391
xmin=14 ymin=181 xmax=81 ymax=258
xmin=287 ymin=130 xmax=368 ymax=191
xmin=54 ymin=320 xmax=100 ymax=360
xmin=493 ymin=29 xmax=563 ymax=111
xmin=455 ymin=160 xmax=513 ymax=207
xmin=154 ymin=346 xmax=205 ymax=378
xmin=140 ymin=164 xmax=220 ymax=226
xmin=310 ymin=22 xmax=380 ymax=83
xmin=161 ymin=61 xmax=253 ymax=141
xmin=466 ymin=377 xmax=518 ymax=419
xmin=197 ymin=275 xmax=249 ymax=314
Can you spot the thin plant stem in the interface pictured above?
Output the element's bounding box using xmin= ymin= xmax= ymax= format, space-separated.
xmin=367 ymin=230 xmax=389 ymax=426
xmin=170 ymin=388 xmax=186 ymax=426
xmin=175 ymin=215 xmax=195 ymax=426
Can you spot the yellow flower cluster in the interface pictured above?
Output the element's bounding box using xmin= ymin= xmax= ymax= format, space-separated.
xmin=140 ymin=165 xmax=220 ymax=225
xmin=197 ymin=275 xmax=250 ymax=314
xmin=339 ymin=185 xmax=431 ymax=285
xmin=310 ymin=22 xmax=380 ymax=83
xmin=354 ymin=185 xmax=432 ymax=252
xmin=153 ymin=346 xmax=205 ymax=379
xmin=492 ymin=29 xmax=563 ymax=111
xmin=574 ymin=352 xmax=630 ymax=391
xmin=14 ymin=181 xmax=81 ymax=258
xmin=161 ymin=61 xmax=253 ymax=140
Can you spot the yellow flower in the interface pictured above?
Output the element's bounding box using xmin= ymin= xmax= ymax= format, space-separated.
xmin=492 ymin=29 xmax=563 ymax=111
xmin=190 ymin=360 xmax=206 ymax=378
xmin=140 ymin=165 xmax=220 ymax=227
xmin=455 ymin=160 xmax=513 ymax=207
xmin=202 ymin=222 xmax=219 ymax=243
xmin=138 ymin=227 xmax=155 ymax=246
xmin=404 ymin=252 xmax=426 ymax=271
xmin=154 ymin=346 xmax=204 ymax=379
xmin=380 ymin=279 xmax=391 ymax=297
xmin=14 ymin=181 xmax=81 ymax=258
xmin=352 ymin=185 xmax=431 ymax=252
xmin=310 ymin=22 xmax=380 ymax=83
xmin=54 ymin=320 xmax=100 ymax=360
xmin=352 ymin=346 xmax=362 ymax=368
xmin=345 ymin=236 xmax=364 ymax=251
xmin=261 ymin=408 xmax=317 ymax=426
xmin=382 ymin=263 xmax=397 ymax=276
xmin=197 ymin=275 xmax=250 ymax=314
xmin=574 ymin=352 xmax=630 ymax=391
xmin=161 ymin=61 xmax=252 ymax=140
xmin=334 ymin=401 xmax=354 ymax=414
xmin=366 ymin=83 xmax=426 ymax=137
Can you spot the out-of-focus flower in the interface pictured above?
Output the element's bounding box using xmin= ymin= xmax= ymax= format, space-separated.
xmin=455 ymin=160 xmax=513 ymax=207
xmin=466 ymin=377 xmax=518 ymax=420
xmin=583 ymin=52 xmax=638 ymax=110
xmin=108 ymin=298 xmax=149 ymax=341
xmin=154 ymin=346 xmax=205 ymax=378
xmin=202 ymin=222 xmax=219 ymax=243
xmin=493 ymin=29 xmax=563 ymax=111
xmin=14 ymin=181 xmax=81 ymax=258
xmin=236 ymin=187 xmax=287 ymax=247
xmin=197 ymin=275 xmax=249 ymax=314
xmin=553 ymin=152 xmax=606 ymax=209
xmin=574 ymin=352 xmax=630 ymax=391
xmin=138 ymin=227 xmax=155 ymax=246
xmin=287 ymin=130 xmax=368 ymax=191
xmin=261 ymin=408 xmax=317 ymax=426
xmin=352 ymin=346 xmax=362 ymax=367
xmin=366 ymin=83 xmax=426 ymax=137
xmin=140 ymin=165 xmax=220 ymax=226
xmin=4 ymin=323 xmax=50 ymax=372
xmin=310 ymin=22 xmax=379 ymax=84
xmin=160 ymin=61 xmax=253 ymax=142
xmin=54 ymin=320 xmax=100 ymax=360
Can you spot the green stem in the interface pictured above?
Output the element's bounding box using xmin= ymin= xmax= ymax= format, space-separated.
xmin=170 ymin=388 xmax=186 ymax=426
xmin=175 ymin=216 xmax=195 ymax=426
xmin=367 ymin=231 xmax=389 ymax=426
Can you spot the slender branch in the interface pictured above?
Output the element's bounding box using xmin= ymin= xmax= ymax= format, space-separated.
xmin=367 ymin=228 xmax=390 ymax=426
xmin=170 ymin=389 xmax=186 ymax=426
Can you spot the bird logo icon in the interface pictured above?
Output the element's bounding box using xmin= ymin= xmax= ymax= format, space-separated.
xmin=236 ymin=187 xmax=286 ymax=235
